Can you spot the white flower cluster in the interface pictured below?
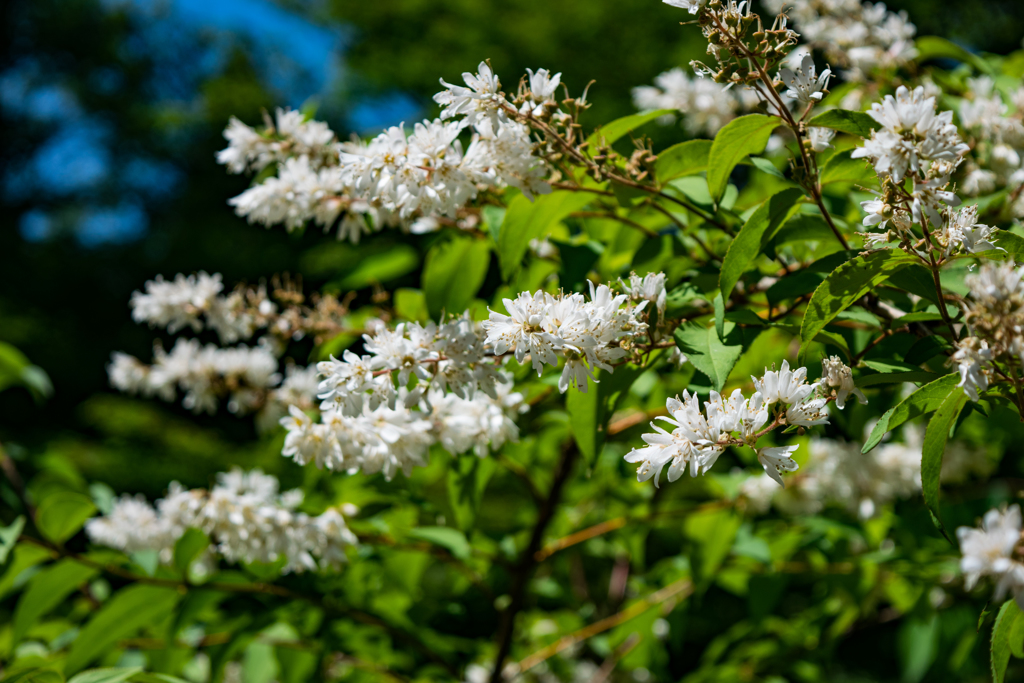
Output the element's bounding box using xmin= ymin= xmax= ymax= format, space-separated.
xmin=626 ymin=360 xmax=850 ymax=488
xmin=130 ymin=271 xmax=271 ymax=344
xmin=954 ymin=262 xmax=1024 ymax=401
xmin=632 ymin=67 xmax=756 ymax=136
xmin=740 ymin=424 xmax=991 ymax=517
xmin=778 ymin=54 xmax=832 ymax=107
xmin=763 ymin=0 xmax=917 ymax=79
xmin=221 ymin=64 xmax=554 ymax=242
xmin=282 ymin=381 xmax=526 ymax=480
xmin=86 ymin=468 xmax=358 ymax=575
xmin=958 ymin=77 xmax=1024 ymax=212
xmin=217 ymin=108 xmax=338 ymax=174
xmin=958 ymin=505 xmax=1024 ymax=610
xmin=109 ymin=339 xmax=282 ymax=414
xmin=482 ymin=279 xmax=661 ymax=393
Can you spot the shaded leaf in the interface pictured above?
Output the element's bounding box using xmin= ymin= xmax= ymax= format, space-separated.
xmin=422 ymin=236 xmax=491 ymax=319
xmin=13 ymin=559 xmax=100 ymax=642
xmin=587 ymin=109 xmax=674 ymax=148
xmin=719 ymin=189 xmax=803 ymax=299
xmin=498 ymin=192 xmax=594 ymax=279
xmin=35 ymin=493 xmax=96 ymax=545
xmin=921 ymin=385 xmax=968 ymax=539
xmin=567 ymin=365 xmax=645 ymax=465
xmin=407 ymin=527 xmax=471 ymax=560
xmin=173 ymin=528 xmax=210 ymax=578
xmin=916 ymin=36 xmax=993 ymax=74
xmin=0 ymin=516 xmax=25 ymax=565
xmin=333 ymin=246 xmax=419 ymax=290
xmin=655 ymin=139 xmax=711 ymax=184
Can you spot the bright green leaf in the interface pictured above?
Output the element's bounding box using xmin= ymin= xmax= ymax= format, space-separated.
xmin=820 ymin=149 xmax=875 ymax=185
xmin=332 ymin=245 xmax=419 ymax=290
xmin=67 ymin=669 xmax=143 ymax=683
xmin=587 ymin=109 xmax=674 ymax=148
xmin=992 ymin=600 xmax=1023 ymax=683
xmin=35 ymin=493 xmax=97 ymax=545
xmin=916 ymin=36 xmax=993 ymax=74
xmin=13 ymin=559 xmax=100 ymax=642
xmin=407 ymin=527 xmax=471 ymax=561
xmin=800 ymin=249 xmax=917 ymax=357
xmin=498 ymin=191 xmax=594 ymax=279
xmin=806 ymin=109 xmax=881 ymax=138
xmin=863 ymin=373 xmax=960 ymax=452
xmin=422 ymin=236 xmax=491 ymax=319
xmin=719 ymin=189 xmax=803 ymax=299
xmin=0 ymin=544 xmax=53 ymax=600
xmin=0 ymin=516 xmax=25 ymax=565
xmin=707 ymin=114 xmax=781 ymax=202
xmin=674 ymin=321 xmax=759 ymax=392
xmin=65 ymin=585 xmax=181 ymax=675
xmin=655 ymin=139 xmax=711 ymax=184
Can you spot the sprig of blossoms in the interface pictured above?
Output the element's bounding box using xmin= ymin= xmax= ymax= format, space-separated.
xmin=282 ymin=380 xmax=526 ymax=480
xmin=957 ymin=77 xmax=1024 ymax=214
xmin=953 ymin=262 xmax=1024 ymax=401
xmin=957 ymin=505 xmax=1024 ymax=610
xmin=86 ymin=468 xmax=358 ymax=575
xmin=762 ymin=0 xmax=917 ymax=80
xmin=220 ymin=64 xmax=561 ymax=242
xmin=625 ymin=359 xmax=854 ymax=487
xmin=482 ymin=281 xmax=657 ymax=393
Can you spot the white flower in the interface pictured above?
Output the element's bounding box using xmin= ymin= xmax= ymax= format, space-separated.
xmin=821 ymin=356 xmax=867 ymax=409
xmin=910 ymin=175 xmax=960 ymax=228
xmin=786 ymin=395 xmax=831 ymax=427
xmin=958 ymin=506 xmax=1024 ymax=597
xmin=435 ymin=61 xmax=506 ymax=128
xmin=779 ymin=55 xmax=831 ymax=106
xmin=662 ymin=0 xmax=706 ymax=14
xmin=942 ymin=205 xmax=998 ymax=255
xmin=752 ymin=360 xmax=815 ymax=405
xmin=632 ymin=67 xmax=744 ymax=137
xmin=952 ymin=337 xmax=992 ymax=402
xmin=807 ymin=126 xmax=835 ymax=152
xmin=757 ymin=445 xmax=799 ymax=487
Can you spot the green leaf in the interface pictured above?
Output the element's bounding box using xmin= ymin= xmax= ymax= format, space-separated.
xmin=1 ymin=669 xmax=64 ymax=683
xmin=747 ymin=155 xmax=786 ymax=179
xmin=863 ymin=373 xmax=960 ymax=452
xmin=393 ymin=288 xmax=430 ymax=322
xmin=0 ymin=342 xmax=53 ymax=401
xmin=992 ymin=600 xmax=1024 ymax=683
xmin=655 ymin=139 xmax=711 ymax=184
xmin=674 ymin=321 xmax=759 ymax=392
xmin=447 ymin=456 xmax=497 ymax=531
xmin=993 ymin=229 xmax=1024 ymax=260
xmin=333 ymin=245 xmax=419 ymax=291
xmin=706 ymin=114 xmax=781 ymax=203
xmin=407 ymin=527 xmax=471 ymax=561
xmin=915 ymin=36 xmax=993 ymax=74
xmin=820 ymin=149 xmax=875 ymax=185
xmin=498 ymin=191 xmax=594 ymax=279
xmin=67 ymin=669 xmax=143 ymax=683
xmin=65 ymin=585 xmax=182 ymax=675
xmin=0 ymin=516 xmax=25 ymax=564
xmin=128 ymin=673 xmax=189 ymax=683
xmin=799 ymin=249 xmax=917 ymax=357
xmin=13 ymin=559 xmax=100 ymax=642
xmin=683 ymin=507 xmax=741 ymax=583
xmin=921 ymin=386 xmax=968 ymax=539
xmin=567 ymin=365 xmax=645 ymax=465
xmin=805 ymin=109 xmax=881 ymax=138
xmin=172 ymin=528 xmax=210 ymax=578
xmin=719 ymin=189 xmax=803 ymax=299
xmin=422 ymin=236 xmax=491 ymax=319
xmin=587 ymin=109 xmax=674 ymax=148
xmin=856 ymin=370 xmax=942 ymax=387
xmin=35 ymin=493 xmax=97 ymax=545
xmin=0 ymin=544 xmax=53 ymax=600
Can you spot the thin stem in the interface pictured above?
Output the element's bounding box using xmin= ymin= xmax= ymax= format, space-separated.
xmin=489 ymin=441 xmax=580 ymax=683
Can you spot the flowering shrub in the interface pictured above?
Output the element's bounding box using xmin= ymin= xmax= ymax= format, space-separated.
xmin=6 ymin=0 xmax=1024 ymax=681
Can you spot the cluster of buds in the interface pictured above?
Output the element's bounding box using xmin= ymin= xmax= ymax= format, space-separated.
xmin=680 ymin=0 xmax=798 ymax=88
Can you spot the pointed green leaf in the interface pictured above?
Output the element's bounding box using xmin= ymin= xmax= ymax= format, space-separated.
xmin=922 ymin=386 xmax=968 ymax=539
xmin=67 ymin=669 xmax=142 ymax=683
xmin=799 ymin=249 xmax=917 ymax=357
xmin=674 ymin=321 xmax=759 ymax=392
xmin=35 ymin=493 xmax=98 ymax=545
xmin=992 ymin=600 xmax=1023 ymax=683
xmin=567 ymin=365 xmax=645 ymax=465
xmin=407 ymin=527 xmax=471 ymax=561
xmin=915 ymin=36 xmax=993 ymax=74
xmin=707 ymin=114 xmax=781 ymax=202
xmin=65 ymin=585 xmax=181 ymax=675
xmin=0 ymin=516 xmax=25 ymax=564
xmin=498 ymin=191 xmax=594 ymax=279
xmin=422 ymin=236 xmax=491 ymax=318
xmin=587 ymin=109 xmax=674 ymax=148
xmin=447 ymin=456 xmax=497 ymax=531
xmin=719 ymin=189 xmax=803 ymax=299
xmin=172 ymin=528 xmax=210 ymax=578
xmin=0 ymin=544 xmax=54 ymax=600
xmin=806 ymin=109 xmax=881 ymax=138
xmin=820 ymin=149 xmax=875 ymax=185
xmin=13 ymin=559 xmax=100 ymax=642
xmin=655 ymin=139 xmax=711 ymax=184
xmin=863 ymin=373 xmax=960 ymax=453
